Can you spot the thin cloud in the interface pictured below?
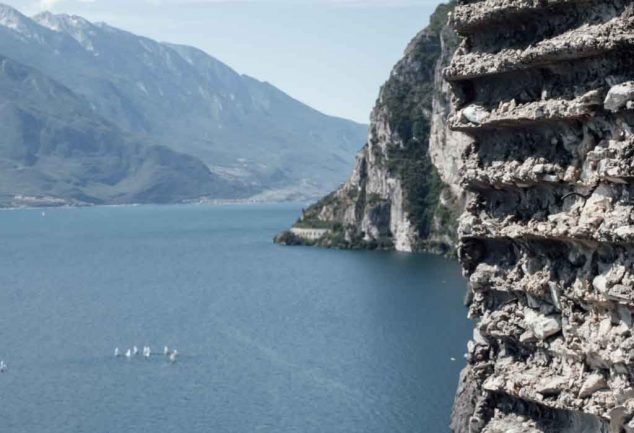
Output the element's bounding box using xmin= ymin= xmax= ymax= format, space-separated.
xmin=34 ymin=0 xmax=95 ymax=12
xmin=26 ymin=0 xmax=435 ymax=12
xmin=38 ymin=0 xmax=61 ymax=9
xmin=148 ymin=0 xmax=437 ymax=7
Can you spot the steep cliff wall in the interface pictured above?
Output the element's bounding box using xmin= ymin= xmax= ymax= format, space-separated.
xmin=276 ymin=2 xmax=471 ymax=254
xmin=448 ymin=1 xmax=634 ymax=432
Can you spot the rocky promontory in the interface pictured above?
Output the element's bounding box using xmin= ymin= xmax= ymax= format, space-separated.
xmin=276 ymin=2 xmax=471 ymax=254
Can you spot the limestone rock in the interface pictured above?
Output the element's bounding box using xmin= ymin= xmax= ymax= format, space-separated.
xmin=536 ymin=377 xmax=568 ymax=396
xmin=461 ymin=105 xmax=490 ymax=124
xmin=604 ymin=82 xmax=634 ymax=113
xmin=448 ymin=1 xmax=634 ymax=432
xmin=579 ymin=374 xmax=608 ymax=399
xmin=524 ymin=309 xmax=562 ymax=341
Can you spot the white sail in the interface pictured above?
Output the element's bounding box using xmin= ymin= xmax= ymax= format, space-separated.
xmin=169 ymin=350 xmax=178 ymax=363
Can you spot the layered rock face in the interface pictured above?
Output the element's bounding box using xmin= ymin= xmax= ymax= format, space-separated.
xmin=448 ymin=1 xmax=634 ymax=432
xmin=277 ymin=2 xmax=471 ymax=254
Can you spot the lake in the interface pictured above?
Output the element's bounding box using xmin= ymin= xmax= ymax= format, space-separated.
xmin=0 ymin=203 xmax=471 ymax=433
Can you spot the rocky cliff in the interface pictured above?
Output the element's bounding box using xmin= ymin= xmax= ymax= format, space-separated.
xmin=448 ymin=1 xmax=634 ymax=432
xmin=276 ymin=2 xmax=471 ymax=254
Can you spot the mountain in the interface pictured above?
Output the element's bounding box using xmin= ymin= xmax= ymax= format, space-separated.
xmin=0 ymin=54 xmax=242 ymax=207
xmin=275 ymin=2 xmax=470 ymax=254
xmin=0 ymin=4 xmax=368 ymax=201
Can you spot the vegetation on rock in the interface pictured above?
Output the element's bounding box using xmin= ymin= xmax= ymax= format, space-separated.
xmin=276 ymin=2 xmax=461 ymax=255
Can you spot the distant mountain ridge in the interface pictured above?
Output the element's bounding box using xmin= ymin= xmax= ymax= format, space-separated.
xmin=0 ymin=54 xmax=242 ymax=206
xmin=0 ymin=3 xmax=368 ymax=205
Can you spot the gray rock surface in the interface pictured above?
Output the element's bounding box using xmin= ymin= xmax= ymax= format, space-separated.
xmin=448 ymin=1 xmax=634 ymax=431
xmin=605 ymin=82 xmax=634 ymax=112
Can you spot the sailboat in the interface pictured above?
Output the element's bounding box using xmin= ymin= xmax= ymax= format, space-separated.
xmin=169 ymin=350 xmax=178 ymax=363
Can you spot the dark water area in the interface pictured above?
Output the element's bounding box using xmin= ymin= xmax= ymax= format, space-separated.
xmin=0 ymin=203 xmax=471 ymax=433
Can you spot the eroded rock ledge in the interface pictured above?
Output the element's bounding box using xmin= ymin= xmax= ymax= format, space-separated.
xmin=449 ymin=1 xmax=634 ymax=432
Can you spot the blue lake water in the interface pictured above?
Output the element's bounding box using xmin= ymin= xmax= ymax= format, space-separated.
xmin=0 ymin=203 xmax=471 ymax=433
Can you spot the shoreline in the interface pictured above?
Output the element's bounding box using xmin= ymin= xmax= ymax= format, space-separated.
xmin=0 ymin=198 xmax=312 ymax=212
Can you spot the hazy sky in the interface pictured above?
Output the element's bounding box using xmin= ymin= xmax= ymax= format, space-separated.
xmin=5 ymin=0 xmax=443 ymax=123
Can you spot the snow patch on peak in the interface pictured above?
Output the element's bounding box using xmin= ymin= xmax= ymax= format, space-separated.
xmin=30 ymin=11 xmax=57 ymax=29
xmin=0 ymin=3 xmax=34 ymax=33
xmin=33 ymin=12 xmax=93 ymax=32
xmin=33 ymin=11 xmax=96 ymax=52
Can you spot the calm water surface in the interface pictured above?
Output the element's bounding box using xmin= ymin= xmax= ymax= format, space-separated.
xmin=0 ymin=203 xmax=470 ymax=433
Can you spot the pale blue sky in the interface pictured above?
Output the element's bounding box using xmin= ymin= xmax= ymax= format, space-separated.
xmin=5 ymin=0 xmax=443 ymax=123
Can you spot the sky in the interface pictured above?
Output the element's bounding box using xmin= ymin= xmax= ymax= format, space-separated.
xmin=5 ymin=0 xmax=444 ymax=123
